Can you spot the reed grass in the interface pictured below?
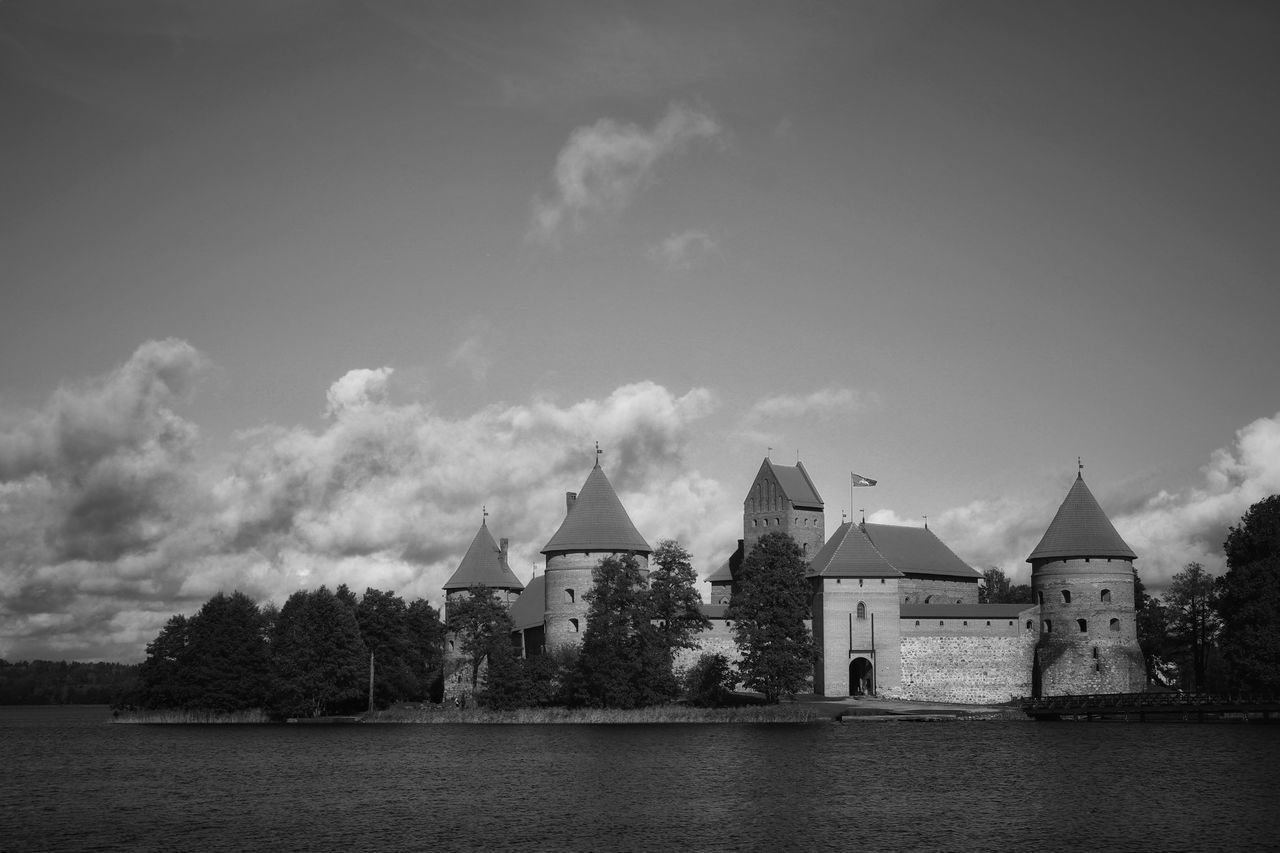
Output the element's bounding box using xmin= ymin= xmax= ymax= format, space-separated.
xmin=111 ymin=708 xmax=271 ymax=724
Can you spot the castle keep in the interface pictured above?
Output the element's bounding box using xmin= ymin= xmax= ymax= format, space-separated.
xmin=445 ymin=452 xmax=1144 ymax=703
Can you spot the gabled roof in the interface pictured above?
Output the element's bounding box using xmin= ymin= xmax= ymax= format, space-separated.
xmin=807 ymin=522 xmax=903 ymax=578
xmin=509 ymin=574 xmax=545 ymax=631
xmin=1027 ymin=473 xmax=1137 ymax=563
xmin=443 ymin=521 xmax=525 ymax=591
xmin=756 ymin=458 xmax=824 ymax=510
xmin=541 ymin=461 xmax=652 ymax=555
xmin=862 ymin=523 xmax=981 ymax=579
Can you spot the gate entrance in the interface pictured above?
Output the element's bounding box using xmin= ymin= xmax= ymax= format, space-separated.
xmin=850 ymin=657 xmax=873 ymax=696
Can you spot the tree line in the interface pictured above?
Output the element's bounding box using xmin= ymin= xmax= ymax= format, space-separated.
xmin=131 ymin=585 xmax=445 ymax=717
xmin=0 ymin=660 xmax=140 ymax=705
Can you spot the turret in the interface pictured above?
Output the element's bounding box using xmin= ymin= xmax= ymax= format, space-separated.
xmin=443 ymin=515 xmax=525 ymax=617
xmin=540 ymin=453 xmax=651 ymax=649
xmin=1027 ymin=470 xmax=1145 ymax=696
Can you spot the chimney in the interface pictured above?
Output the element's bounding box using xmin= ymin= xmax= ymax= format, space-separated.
xmin=566 ymin=491 xmax=577 ymax=514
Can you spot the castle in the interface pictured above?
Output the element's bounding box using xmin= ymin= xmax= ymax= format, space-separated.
xmin=443 ymin=453 xmax=1147 ymax=703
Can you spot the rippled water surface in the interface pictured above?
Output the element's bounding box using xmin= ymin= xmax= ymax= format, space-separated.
xmin=4 ymin=705 xmax=1280 ymax=852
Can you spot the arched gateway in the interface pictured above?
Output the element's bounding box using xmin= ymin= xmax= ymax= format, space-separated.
xmin=850 ymin=656 xmax=874 ymax=696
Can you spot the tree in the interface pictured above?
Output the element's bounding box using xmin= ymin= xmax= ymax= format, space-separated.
xmin=269 ymin=586 xmax=369 ymax=718
xmin=139 ymin=614 xmax=191 ymax=708
xmin=1134 ymin=571 xmax=1175 ymax=686
xmin=1218 ymin=495 xmax=1280 ymax=693
xmin=727 ymin=531 xmax=814 ymax=703
xmin=405 ymin=598 xmax=446 ymax=701
xmin=357 ymin=588 xmax=424 ymax=707
xmin=447 ymin=586 xmax=514 ymax=689
xmin=649 ymin=540 xmax=712 ymax=664
xmin=979 ymin=567 xmax=1033 ymax=604
xmin=182 ymin=591 xmax=271 ymax=712
xmin=574 ymin=554 xmax=672 ymax=708
xmin=1164 ymin=562 xmax=1221 ymax=692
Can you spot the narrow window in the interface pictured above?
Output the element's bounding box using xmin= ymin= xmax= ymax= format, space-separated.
xmin=915 ymin=620 xmax=920 ymax=626
xmin=856 ymin=602 xmax=867 ymax=620
xmin=1077 ymin=618 xmax=1087 ymax=633
xmin=1101 ymin=589 xmax=1112 ymax=603
xmin=939 ymin=621 xmax=945 ymax=627
xmin=802 ymin=543 xmax=809 ymax=556
xmin=752 ymin=519 xmax=757 ymax=527
xmin=569 ymin=618 xmax=579 ymax=633
xmin=1092 ymin=646 xmax=1099 ymax=659
xmin=1026 ymin=620 xmax=1033 ymax=631
xmin=1061 ymin=590 xmax=1072 ymax=604
xmin=1110 ymin=618 xmax=1120 ymax=632
xmin=566 ymin=588 xmax=575 ymax=603
xmin=1043 ymin=620 xmax=1052 ymax=633
xmin=963 ymin=621 xmax=968 ymax=626
xmin=1037 ymin=591 xmax=1044 ymax=606
xmin=719 ymin=597 xmax=729 ymax=605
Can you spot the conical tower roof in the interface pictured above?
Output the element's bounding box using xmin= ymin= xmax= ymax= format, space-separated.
xmin=541 ymin=461 xmax=652 ymax=555
xmin=1027 ymin=473 xmax=1136 ymax=563
xmin=443 ymin=520 xmax=525 ymax=591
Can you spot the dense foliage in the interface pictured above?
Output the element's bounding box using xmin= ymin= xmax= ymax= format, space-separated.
xmin=0 ymin=659 xmax=139 ymax=705
xmin=572 ymin=554 xmax=674 ymax=708
xmin=649 ymin=540 xmax=713 ymax=660
xmin=682 ymin=653 xmax=739 ymax=707
xmin=135 ymin=585 xmax=444 ymax=717
xmin=1218 ymin=496 xmax=1280 ymax=692
xmin=727 ymin=531 xmax=814 ymax=703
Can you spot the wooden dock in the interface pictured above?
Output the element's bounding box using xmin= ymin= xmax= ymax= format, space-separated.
xmin=1022 ymin=691 xmax=1280 ymax=722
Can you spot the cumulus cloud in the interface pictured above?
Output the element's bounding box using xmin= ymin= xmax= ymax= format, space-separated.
xmin=0 ymin=343 xmax=730 ymax=662
xmin=324 ymin=367 xmax=393 ymax=417
xmin=528 ymin=103 xmax=723 ymax=245
xmin=648 ymin=229 xmax=718 ymax=271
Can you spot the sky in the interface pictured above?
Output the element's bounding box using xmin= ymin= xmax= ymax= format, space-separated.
xmin=2 ymin=0 xmax=1278 ymax=662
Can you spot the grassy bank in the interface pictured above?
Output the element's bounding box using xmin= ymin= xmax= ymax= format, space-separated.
xmin=366 ymin=703 xmax=832 ymax=724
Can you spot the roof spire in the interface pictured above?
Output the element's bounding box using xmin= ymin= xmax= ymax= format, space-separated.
xmin=482 ymin=505 xmax=488 ymax=525
xmin=1078 ymin=455 xmax=1084 ymax=478
xmin=922 ymin=514 xmax=928 ymax=530
xmin=767 ymin=446 xmax=772 ymax=460
xmin=595 ymin=441 xmax=602 ymax=467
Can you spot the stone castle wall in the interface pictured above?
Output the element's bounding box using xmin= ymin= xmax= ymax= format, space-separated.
xmin=899 ymin=576 xmax=980 ymax=605
xmin=891 ymin=632 xmax=1038 ymax=704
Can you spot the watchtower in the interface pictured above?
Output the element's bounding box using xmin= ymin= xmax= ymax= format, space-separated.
xmin=1027 ymin=470 xmax=1145 ymax=696
xmin=540 ymin=454 xmax=651 ymax=650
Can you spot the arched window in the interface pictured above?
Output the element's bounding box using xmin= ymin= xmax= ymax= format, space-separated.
xmin=1077 ymin=618 xmax=1088 ymax=633
xmin=1043 ymin=620 xmax=1053 ymax=633
xmin=569 ymin=618 xmax=579 ymax=633
xmin=856 ymin=602 xmax=867 ymax=620
xmin=1037 ymin=591 xmax=1044 ymax=606
xmin=1110 ymin=618 xmax=1120 ymax=632
xmin=565 ymin=588 xmax=575 ymax=603
xmin=719 ymin=596 xmax=729 ymax=606
xmin=1101 ymin=589 xmax=1112 ymax=603
xmin=1026 ymin=620 xmax=1033 ymax=631
xmin=802 ymin=543 xmax=809 ymax=556
xmin=924 ymin=595 xmax=934 ymax=604
xmin=1061 ymin=590 xmax=1072 ymax=604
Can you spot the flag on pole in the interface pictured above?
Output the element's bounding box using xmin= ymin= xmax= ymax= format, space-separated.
xmin=851 ymin=472 xmax=877 ymax=487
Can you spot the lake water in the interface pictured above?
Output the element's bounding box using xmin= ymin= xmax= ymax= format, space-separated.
xmin=3 ymin=706 xmax=1279 ymax=852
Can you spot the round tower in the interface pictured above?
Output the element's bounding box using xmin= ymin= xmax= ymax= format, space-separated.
xmin=1027 ymin=470 xmax=1145 ymax=697
xmin=540 ymin=455 xmax=651 ymax=650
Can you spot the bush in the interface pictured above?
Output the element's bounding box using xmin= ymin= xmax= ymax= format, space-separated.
xmin=683 ymin=653 xmax=738 ymax=707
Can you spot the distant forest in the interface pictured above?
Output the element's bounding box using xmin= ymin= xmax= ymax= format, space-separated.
xmin=0 ymin=659 xmax=139 ymax=705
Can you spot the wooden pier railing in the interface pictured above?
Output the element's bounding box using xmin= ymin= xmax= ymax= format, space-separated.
xmin=1021 ymin=691 xmax=1280 ymax=722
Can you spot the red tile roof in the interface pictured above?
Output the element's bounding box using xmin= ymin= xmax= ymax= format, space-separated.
xmin=766 ymin=459 xmax=824 ymax=510
xmin=807 ymin=522 xmax=903 ymax=578
xmin=862 ymin=523 xmax=981 ymax=579
xmin=541 ymin=462 xmax=652 ymax=555
xmin=443 ymin=521 xmax=525 ymax=591
xmin=509 ymin=574 xmax=545 ymax=631
xmin=1026 ymin=473 xmax=1137 ymax=563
